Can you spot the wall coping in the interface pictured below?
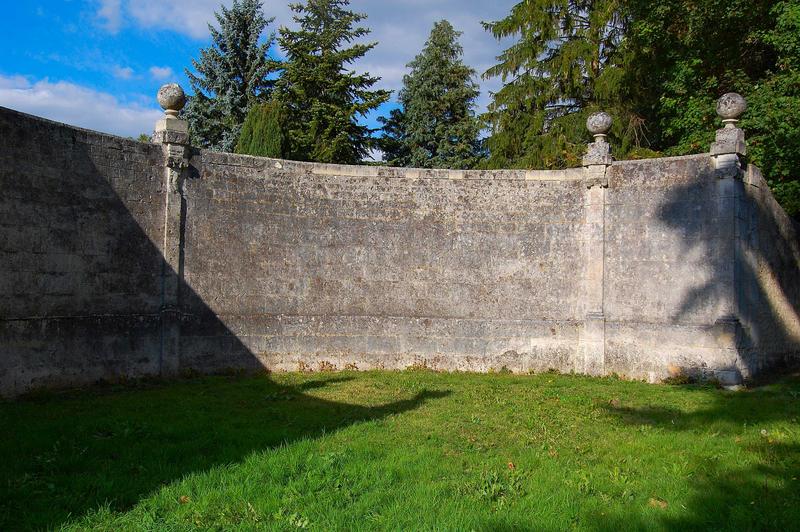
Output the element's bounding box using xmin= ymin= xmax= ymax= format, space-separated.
xmin=1 ymin=104 xmax=711 ymax=183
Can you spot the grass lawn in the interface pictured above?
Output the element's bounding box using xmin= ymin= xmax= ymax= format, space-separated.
xmin=2 ymin=371 xmax=800 ymax=531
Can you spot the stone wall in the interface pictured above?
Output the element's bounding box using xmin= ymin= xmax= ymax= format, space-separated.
xmin=180 ymin=154 xmax=586 ymax=374
xmin=1 ymin=104 xmax=799 ymax=395
xmin=0 ymin=108 xmax=166 ymax=395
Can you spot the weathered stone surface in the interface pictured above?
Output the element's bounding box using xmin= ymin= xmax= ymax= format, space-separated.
xmin=583 ymin=140 xmax=613 ymax=166
xmin=0 ymin=107 xmax=167 ymax=396
xmin=710 ymin=126 xmax=747 ymax=157
xmin=1 ymin=106 xmax=799 ymax=396
xmin=586 ymin=112 xmax=613 ymax=135
xmin=156 ymin=83 xmax=186 ymax=114
xmin=716 ymin=92 xmax=747 ymax=120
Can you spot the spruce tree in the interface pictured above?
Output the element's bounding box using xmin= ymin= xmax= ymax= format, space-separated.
xmin=377 ymin=108 xmax=410 ymax=165
xmin=277 ymin=0 xmax=390 ymax=164
xmin=236 ymin=99 xmax=284 ymax=157
xmin=184 ymin=0 xmax=279 ymax=152
xmin=482 ymin=0 xmax=630 ymax=169
xmin=381 ymin=20 xmax=482 ymax=169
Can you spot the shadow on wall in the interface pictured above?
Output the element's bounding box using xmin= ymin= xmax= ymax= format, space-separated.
xmin=0 ymin=107 xmax=451 ymax=529
xmin=657 ymin=163 xmax=800 ymax=381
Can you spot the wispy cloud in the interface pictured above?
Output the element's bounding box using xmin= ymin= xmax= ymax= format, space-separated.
xmin=112 ymin=65 xmax=135 ymax=80
xmin=97 ymin=0 xmax=123 ymax=33
xmin=0 ymin=74 xmax=161 ymax=137
xmin=126 ymin=0 xmax=229 ymax=39
xmin=149 ymin=66 xmax=174 ymax=80
xmin=96 ymin=0 xmax=513 ymax=112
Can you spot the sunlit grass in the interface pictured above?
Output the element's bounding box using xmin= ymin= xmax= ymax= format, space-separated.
xmin=2 ymin=371 xmax=799 ymax=530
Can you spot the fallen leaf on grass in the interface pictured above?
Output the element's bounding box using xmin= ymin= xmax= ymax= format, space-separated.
xmin=179 ymin=496 xmax=190 ymax=504
xmin=648 ymin=498 xmax=668 ymax=509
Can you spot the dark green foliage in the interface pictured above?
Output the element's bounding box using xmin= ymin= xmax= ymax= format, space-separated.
xmin=236 ymin=99 xmax=284 ymax=157
xmin=623 ymin=0 xmax=800 ymax=215
xmin=380 ymin=20 xmax=483 ymax=169
xmin=376 ymin=108 xmax=410 ymax=165
xmin=184 ymin=0 xmax=279 ymax=152
xmin=483 ymin=0 xmax=800 ymax=215
xmin=277 ymin=0 xmax=390 ymax=164
xmin=482 ymin=0 xmax=632 ymax=169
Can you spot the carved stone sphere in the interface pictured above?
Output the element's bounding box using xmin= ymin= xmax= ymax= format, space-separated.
xmin=157 ymin=84 xmax=186 ymax=113
xmin=716 ymin=93 xmax=747 ymax=120
xmin=586 ymin=112 xmax=613 ymax=135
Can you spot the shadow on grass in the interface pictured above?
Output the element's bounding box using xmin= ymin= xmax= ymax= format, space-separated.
xmin=0 ymin=108 xmax=443 ymax=530
xmin=0 ymin=374 xmax=450 ymax=531
xmin=599 ymin=380 xmax=800 ymax=531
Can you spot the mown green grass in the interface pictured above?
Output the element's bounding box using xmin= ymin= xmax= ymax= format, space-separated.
xmin=2 ymin=371 xmax=799 ymax=531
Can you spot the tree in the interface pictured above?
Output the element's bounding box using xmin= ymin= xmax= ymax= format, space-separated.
xmin=623 ymin=0 xmax=800 ymax=215
xmin=277 ymin=0 xmax=390 ymax=164
xmin=236 ymin=99 xmax=285 ymax=157
xmin=184 ymin=0 xmax=279 ymax=152
xmin=380 ymin=20 xmax=482 ymax=169
xmin=377 ymin=108 xmax=410 ymax=166
xmin=482 ymin=0 xmax=631 ymax=169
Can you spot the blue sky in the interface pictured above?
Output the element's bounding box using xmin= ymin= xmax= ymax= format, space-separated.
xmin=0 ymin=1 xmax=512 ymax=139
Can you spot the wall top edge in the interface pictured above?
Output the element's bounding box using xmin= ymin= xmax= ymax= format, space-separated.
xmin=200 ymin=151 xmax=714 ymax=182
xmin=0 ymin=105 xmax=150 ymax=148
xmin=199 ymin=151 xmax=588 ymax=182
xmin=610 ymin=153 xmax=711 ymax=166
xmin=1 ymin=105 xmax=712 ymax=180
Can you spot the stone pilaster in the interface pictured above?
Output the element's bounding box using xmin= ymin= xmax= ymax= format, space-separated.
xmin=579 ymin=112 xmax=613 ymax=375
xmin=152 ymin=84 xmax=190 ymax=377
xmin=710 ymin=93 xmax=747 ymax=381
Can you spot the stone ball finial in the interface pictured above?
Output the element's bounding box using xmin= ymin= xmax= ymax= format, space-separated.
xmin=587 ymin=112 xmax=613 ymax=140
xmin=716 ymin=93 xmax=746 ymax=127
xmin=157 ymin=83 xmax=186 ymax=118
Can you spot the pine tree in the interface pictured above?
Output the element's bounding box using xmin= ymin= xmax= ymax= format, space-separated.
xmin=482 ymin=0 xmax=630 ymax=169
xmin=184 ymin=0 xmax=279 ymax=152
xmin=277 ymin=0 xmax=390 ymax=164
xmin=236 ymin=99 xmax=284 ymax=157
xmin=377 ymin=108 xmax=410 ymax=165
xmin=380 ymin=20 xmax=482 ymax=169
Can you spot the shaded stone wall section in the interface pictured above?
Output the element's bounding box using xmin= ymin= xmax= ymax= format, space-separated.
xmin=0 ymin=107 xmax=167 ymax=395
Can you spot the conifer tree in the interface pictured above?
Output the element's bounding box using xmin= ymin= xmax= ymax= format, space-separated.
xmin=236 ymin=99 xmax=284 ymax=157
xmin=380 ymin=20 xmax=482 ymax=169
xmin=184 ymin=0 xmax=279 ymax=152
xmin=482 ymin=0 xmax=630 ymax=169
xmin=277 ymin=0 xmax=390 ymax=164
xmin=377 ymin=108 xmax=410 ymax=165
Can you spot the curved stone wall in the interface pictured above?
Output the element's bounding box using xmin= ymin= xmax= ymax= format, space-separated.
xmin=1 ymin=105 xmax=799 ymax=395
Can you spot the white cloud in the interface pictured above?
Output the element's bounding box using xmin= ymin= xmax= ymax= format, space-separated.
xmin=149 ymin=66 xmax=174 ymax=80
xmin=97 ymin=0 xmax=122 ymax=33
xmin=98 ymin=0 xmax=514 ymax=113
xmin=0 ymin=75 xmax=162 ymax=138
xmin=126 ymin=0 xmax=230 ymax=39
xmin=112 ymin=65 xmax=135 ymax=80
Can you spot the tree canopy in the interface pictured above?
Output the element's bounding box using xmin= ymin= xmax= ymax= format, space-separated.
xmin=277 ymin=0 xmax=390 ymax=164
xmin=236 ymin=99 xmax=285 ymax=157
xmin=380 ymin=20 xmax=483 ymax=169
xmin=622 ymin=0 xmax=800 ymax=214
xmin=184 ymin=0 xmax=279 ymax=152
xmin=482 ymin=0 xmax=632 ymax=169
xmin=482 ymin=0 xmax=800 ymax=214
